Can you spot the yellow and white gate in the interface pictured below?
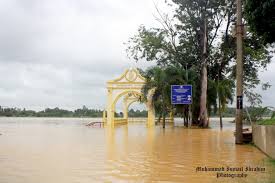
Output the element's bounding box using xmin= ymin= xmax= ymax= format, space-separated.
xmin=104 ymin=68 xmax=155 ymax=127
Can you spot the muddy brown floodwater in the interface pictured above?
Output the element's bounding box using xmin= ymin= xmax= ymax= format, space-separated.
xmin=0 ymin=117 xmax=274 ymax=183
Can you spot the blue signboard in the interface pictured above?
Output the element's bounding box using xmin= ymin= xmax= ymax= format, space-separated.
xmin=171 ymin=85 xmax=192 ymax=104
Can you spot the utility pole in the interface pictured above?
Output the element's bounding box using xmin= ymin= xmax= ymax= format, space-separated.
xmin=199 ymin=18 xmax=208 ymax=128
xmin=235 ymin=0 xmax=243 ymax=144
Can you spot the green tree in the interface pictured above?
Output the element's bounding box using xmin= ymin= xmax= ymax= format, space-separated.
xmin=127 ymin=0 xmax=234 ymax=127
xmin=216 ymin=79 xmax=234 ymax=128
xmin=171 ymin=0 xmax=235 ymax=127
xmin=127 ymin=0 xmax=273 ymax=128
xmin=141 ymin=66 xmax=202 ymax=127
xmin=141 ymin=67 xmax=172 ymax=128
xmin=244 ymin=0 xmax=275 ymax=44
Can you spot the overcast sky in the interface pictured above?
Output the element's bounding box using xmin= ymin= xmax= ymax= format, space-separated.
xmin=0 ymin=0 xmax=274 ymax=111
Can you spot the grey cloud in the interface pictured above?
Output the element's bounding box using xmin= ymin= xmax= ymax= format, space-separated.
xmin=0 ymin=0 xmax=163 ymax=110
xmin=0 ymin=0 xmax=273 ymax=111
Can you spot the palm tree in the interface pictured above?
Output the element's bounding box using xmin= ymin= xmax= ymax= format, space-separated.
xmin=141 ymin=67 xmax=171 ymax=128
xmin=142 ymin=66 xmax=201 ymax=127
xmin=216 ymin=79 xmax=234 ymax=128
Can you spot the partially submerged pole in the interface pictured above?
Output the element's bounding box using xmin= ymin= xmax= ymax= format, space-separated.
xmin=235 ymin=0 xmax=244 ymax=144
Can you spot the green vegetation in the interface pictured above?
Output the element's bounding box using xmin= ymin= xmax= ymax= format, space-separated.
xmin=244 ymin=0 xmax=275 ymax=44
xmin=126 ymin=0 xmax=272 ymax=128
xmin=210 ymin=107 xmax=273 ymax=118
xmin=244 ymin=106 xmax=273 ymax=122
xmin=269 ymin=159 xmax=275 ymax=166
xmin=262 ymin=158 xmax=275 ymax=169
xmin=257 ymin=119 xmax=275 ymax=125
xmin=141 ymin=66 xmax=197 ymax=128
xmin=0 ymin=106 xmax=147 ymax=118
xmin=128 ymin=109 xmax=147 ymax=117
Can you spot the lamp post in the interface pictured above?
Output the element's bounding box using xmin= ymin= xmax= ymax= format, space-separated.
xmin=235 ymin=0 xmax=243 ymax=144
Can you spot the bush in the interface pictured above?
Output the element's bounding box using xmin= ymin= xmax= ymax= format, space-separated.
xmin=257 ymin=119 xmax=275 ymax=125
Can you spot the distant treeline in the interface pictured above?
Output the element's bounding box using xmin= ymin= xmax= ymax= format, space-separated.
xmin=209 ymin=107 xmax=273 ymax=118
xmin=210 ymin=107 xmax=236 ymax=117
xmin=0 ymin=106 xmax=148 ymax=118
xmin=0 ymin=105 xmax=272 ymax=118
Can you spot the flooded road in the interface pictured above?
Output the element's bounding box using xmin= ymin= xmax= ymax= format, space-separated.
xmin=0 ymin=117 xmax=274 ymax=183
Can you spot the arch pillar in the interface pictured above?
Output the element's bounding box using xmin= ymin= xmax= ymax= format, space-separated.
xmin=147 ymin=104 xmax=155 ymax=127
xmin=107 ymin=89 xmax=115 ymax=126
xmin=170 ymin=111 xmax=174 ymax=123
xmin=123 ymin=97 xmax=128 ymax=120
xmin=103 ymin=110 xmax=107 ymax=123
xmin=147 ymin=88 xmax=155 ymax=127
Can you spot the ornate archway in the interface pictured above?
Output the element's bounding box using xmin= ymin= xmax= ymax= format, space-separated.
xmin=104 ymin=68 xmax=155 ymax=127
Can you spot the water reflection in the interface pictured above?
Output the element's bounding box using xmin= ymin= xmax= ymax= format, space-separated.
xmin=0 ymin=118 xmax=274 ymax=183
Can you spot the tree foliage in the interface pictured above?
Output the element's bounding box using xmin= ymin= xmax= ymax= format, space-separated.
xmin=244 ymin=0 xmax=275 ymax=44
xmin=0 ymin=106 xmax=147 ymax=118
xmin=126 ymin=0 xmax=273 ymax=126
